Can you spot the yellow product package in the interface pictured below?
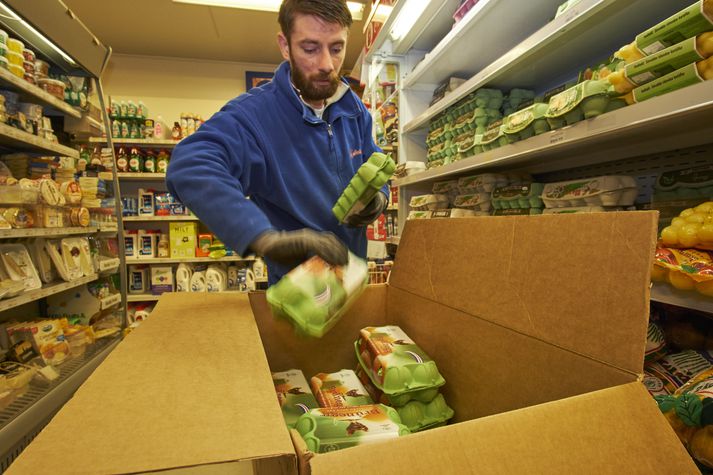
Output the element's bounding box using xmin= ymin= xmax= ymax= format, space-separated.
xmin=653 ymin=246 xmax=713 ymax=296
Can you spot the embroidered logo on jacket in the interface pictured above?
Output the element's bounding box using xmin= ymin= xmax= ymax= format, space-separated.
xmin=351 ymin=149 xmax=363 ymax=158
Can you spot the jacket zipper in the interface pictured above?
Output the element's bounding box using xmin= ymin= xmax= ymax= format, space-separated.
xmin=326 ymin=122 xmax=340 ymax=180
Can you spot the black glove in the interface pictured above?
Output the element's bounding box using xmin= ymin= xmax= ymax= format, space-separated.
xmin=345 ymin=191 xmax=388 ymax=227
xmin=250 ymin=229 xmax=348 ymax=267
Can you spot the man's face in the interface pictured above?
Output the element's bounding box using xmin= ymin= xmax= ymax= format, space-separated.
xmin=277 ymin=13 xmax=348 ymax=106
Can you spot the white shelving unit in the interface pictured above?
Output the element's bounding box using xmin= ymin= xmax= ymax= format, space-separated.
xmin=0 ymin=227 xmax=100 ymax=239
xmin=90 ymin=138 xmax=179 ymax=147
xmin=651 ymin=283 xmax=713 ymax=315
xmin=0 ymin=274 xmax=99 ymax=313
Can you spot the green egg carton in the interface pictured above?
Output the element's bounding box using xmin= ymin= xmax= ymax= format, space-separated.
xmin=332 ymin=152 xmax=395 ymax=224
xmin=473 ymin=88 xmax=504 ymax=109
xmin=310 ymin=369 xmax=374 ymax=408
xmin=396 ymin=393 xmax=455 ymax=432
xmin=427 ymin=159 xmax=445 ymax=169
xmin=478 ymin=120 xmax=507 ymax=151
xmin=456 ymin=133 xmax=482 ymax=159
xmin=272 ymin=369 xmax=320 ymax=428
xmin=492 ymin=208 xmax=543 ymax=216
xmin=295 ymin=404 xmax=411 ymax=453
xmin=545 ymin=80 xmax=611 ymax=129
xmin=355 ymin=325 xmax=446 ymax=397
xmin=654 ymin=164 xmax=713 ymax=201
xmin=503 ymin=103 xmax=550 ymax=140
xmin=355 ymin=364 xmax=440 ymax=407
xmin=266 ymin=253 xmax=368 ymax=338
xmin=491 ymin=183 xmax=545 ymax=209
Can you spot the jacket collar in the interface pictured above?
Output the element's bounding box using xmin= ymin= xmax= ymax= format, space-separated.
xmin=274 ymin=60 xmax=358 ymax=124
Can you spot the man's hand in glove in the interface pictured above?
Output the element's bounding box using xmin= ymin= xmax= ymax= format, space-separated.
xmin=345 ymin=191 xmax=388 ymax=227
xmin=250 ymin=229 xmax=348 ymax=267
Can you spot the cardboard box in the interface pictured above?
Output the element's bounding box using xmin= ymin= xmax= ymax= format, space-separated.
xmin=169 ymin=222 xmax=197 ymax=258
xmin=6 ymin=213 xmax=700 ymax=474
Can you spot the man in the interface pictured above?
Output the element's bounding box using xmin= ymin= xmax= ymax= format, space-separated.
xmin=166 ymin=0 xmax=388 ymax=285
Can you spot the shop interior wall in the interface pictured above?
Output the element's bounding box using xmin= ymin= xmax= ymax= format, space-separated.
xmin=100 ymin=53 xmax=279 ymax=124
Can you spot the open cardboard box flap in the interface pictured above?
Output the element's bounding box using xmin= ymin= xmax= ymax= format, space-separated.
xmin=6 ymin=293 xmax=297 ymax=475
xmin=6 ymin=213 xmax=699 ymax=474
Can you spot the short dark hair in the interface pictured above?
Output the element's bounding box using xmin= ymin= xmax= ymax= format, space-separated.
xmin=278 ymin=0 xmax=353 ymax=41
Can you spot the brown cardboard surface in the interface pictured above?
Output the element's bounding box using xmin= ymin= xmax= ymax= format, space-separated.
xmin=309 ymin=382 xmax=699 ymax=474
xmin=250 ymin=285 xmax=387 ymax=376
xmin=7 ymin=293 xmax=295 ymax=475
xmin=386 ymin=286 xmax=637 ymax=421
xmin=389 ymin=213 xmax=657 ymax=374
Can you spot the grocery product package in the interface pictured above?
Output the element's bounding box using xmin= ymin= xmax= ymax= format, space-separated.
xmin=653 ymin=246 xmax=713 ymax=297
xmin=294 ymin=404 xmax=410 ymax=453
xmin=266 ymin=253 xmax=369 ymax=338
xmin=272 ymin=369 xmax=319 ymax=428
xmin=310 ymin=369 xmax=373 ymax=408
xmin=332 ymin=152 xmax=395 ymax=225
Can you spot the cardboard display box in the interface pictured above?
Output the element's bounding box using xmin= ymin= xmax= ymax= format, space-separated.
xmin=6 ymin=213 xmax=700 ymax=474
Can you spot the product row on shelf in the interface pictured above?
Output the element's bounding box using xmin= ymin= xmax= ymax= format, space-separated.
xmin=108 ymin=97 xmax=204 ymax=141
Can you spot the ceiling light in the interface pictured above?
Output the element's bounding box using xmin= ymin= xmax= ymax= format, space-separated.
xmin=172 ymin=0 xmax=365 ymax=21
xmin=389 ymin=0 xmax=428 ymax=41
xmin=0 ymin=1 xmax=77 ymax=65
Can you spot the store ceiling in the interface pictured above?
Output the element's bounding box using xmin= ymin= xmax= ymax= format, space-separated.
xmin=62 ymin=0 xmax=367 ymax=69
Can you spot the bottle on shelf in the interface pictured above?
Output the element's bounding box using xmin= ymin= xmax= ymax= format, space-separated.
xmin=143 ymin=150 xmax=156 ymax=174
xmin=171 ymin=122 xmax=181 ymax=141
xmin=156 ymin=149 xmax=169 ymax=174
xmin=128 ymin=148 xmax=143 ymax=173
xmin=116 ymin=146 xmax=128 ymax=172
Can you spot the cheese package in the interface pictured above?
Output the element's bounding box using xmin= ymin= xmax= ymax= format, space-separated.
xmin=28 ymin=320 xmax=70 ymax=365
xmin=272 ymin=369 xmax=319 ymax=428
xmin=266 ymin=253 xmax=368 ymax=338
xmin=294 ymin=404 xmax=410 ymax=453
xmin=355 ymin=325 xmax=445 ymax=396
xmin=310 ymin=369 xmax=373 ymax=408
xmin=332 ymin=152 xmax=395 ymax=224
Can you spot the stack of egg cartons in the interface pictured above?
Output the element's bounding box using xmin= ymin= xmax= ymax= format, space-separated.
xmin=408 ymin=191 xmax=449 ymax=220
xmin=354 ymin=326 xmax=454 ymax=434
xmin=540 ymin=175 xmax=638 ymax=214
xmin=491 ymin=182 xmax=545 ymax=216
xmin=425 ymin=113 xmax=449 ymax=169
xmin=452 ymin=173 xmax=508 ymax=216
xmin=470 ymin=88 xmax=504 ymax=135
xmin=502 ymin=89 xmax=536 ymax=116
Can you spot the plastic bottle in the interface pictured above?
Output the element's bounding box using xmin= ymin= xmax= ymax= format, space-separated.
xmin=116 ymin=146 xmax=128 ymax=172
xmin=171 ymin=122 xmax=181 ymax=140
xmin=156 ymin=149 xmax=169 ymax=173
xmin=143 ymin=150 xmax=156 ymax=173
xmin=129 ymin=148 xmax=143 ymax=173
xmin=111 ymin=120 xmax=120 ymax=138
xmin=180 ymin=113 xmax=188 ymax=138
xmin=176 ymin=263 xmax=193 ymax=292
xmin=120 ymin=100 xmax=128 ymax=118
xmin=157 ymin=234 xmax=169 ymax=258
xmin=154 ymin=115 xmax=164 ymax=138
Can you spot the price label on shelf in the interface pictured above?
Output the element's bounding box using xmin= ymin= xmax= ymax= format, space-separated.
xmin=100 ymin=293 xmax=122 ymax=310
xmin=98 ymin=258 xmax=121 ymax=272
xmin=549 ymin=129 xmax=566 ymax=145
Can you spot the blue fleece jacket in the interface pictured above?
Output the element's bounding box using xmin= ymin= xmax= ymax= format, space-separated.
xmin=166 ymin=61 xmax=383 ymax=285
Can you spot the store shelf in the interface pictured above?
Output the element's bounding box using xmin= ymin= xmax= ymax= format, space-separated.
xmin=127 ymin=290 xmax=255 ymax=302
xmin=385 ymin=236 xmax=400 ymax=245
xmin=0 ymin=227 xmax=100 ymax=239
xmin=117 ymin=172 xmax=166 ymax=181
xmin=0 ymin=274 xmax=99 ymax=313
xmin=0 ymin=336 xmax=120 ymax=461
xmin=124 ymin=256 xmax=254 ymax=264
xmin=0 ymin=67 xmax=81 ymax=119
xmin=0 ymin=122 xmax=79 ymax=158
xmin=365 ymin=0 xmax=457 ymax=62
xmin=89 ymin=137 xmax=179 ymax=147
xmin=403 ymin=0 xmax=693 ymax=131
xmin=651 ymin=283 xmax=713 ymax=314
xmin=122 ymin=215 xmax=198 ymax=222
xmin=395 ymin=81 xmax=713 ymax=186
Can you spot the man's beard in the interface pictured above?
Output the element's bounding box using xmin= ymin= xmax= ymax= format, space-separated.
xmin=290 ymin=52 xmax=340 ymax=103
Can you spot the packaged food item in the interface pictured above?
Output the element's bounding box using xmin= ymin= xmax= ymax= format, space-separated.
xmin=310 ymin=369 xmax=373 ymax=408
xmin=6 ymin=51 xmax=23 ymax=67
xmin=407 ymin=210 xmax=432 ymax=220
xmin=392 ymin=161 xmax=426 ymax=178
xmin=502 ymin=102 xmax=550 ymax=140
xmin=37 ymin=78 xmax=66 ymax=100
xmin=660 ymin=202 xmax=713 ymax=249
xmin=491 ymin=183 xmax=544 ymax=210
xmin=652 ymin=246 xmax=713 ymax=297
xmin=545 ymin=80 xmax=611 ymax=129
xmin=409 ymin=194 xmax=449 ymax=211
xmin=294 ymin=404 xmax=410 ymax=453
xmin=654 ymin=165 xmax=713 ymax=202
xmin=355 ymin=364 xmax=439 ymax=407
xmin=28 ymin=320 xmax=70 ymax=365
xmin=453 ymin=193 xmax=491 ymax=212
xmin=8 ymin=64 xmax=23 ymax=79
xmin=332 ymin=152 xmax=396 ymax=224
xmin=457 ymin=173 xmax=508 ymax=193
xmin=355 ymin=325 xmax=445 ymax=396
xmin=394 ymin=393 xmax=454 ymax=432
xmin=643 ymin=369 xmax=673 ymax=397
xmin=33 ymin=59 xmax=49 ymax=79
xmin=647 ymin=321 xmax=668 ymax=362
xmin=0 ymin=243 xmax=41 ymax=291
xmin=430 ymin=208 xmax=479 ymax=218
xmin=616 ymin=0 xmax=713 ymax=63
xmin=541 ymin=206 xmax=614 ymax=214
xmin=623 ymin=56 xmax=713 ymax=105
xmin=266 ymin=253 xmax=368 ymax=338
xmin=541 ymin=175 xmax=637 ymax=208
xmin=478 ymin=121 xmax=514 ymax=151
xmin=272 ymin=369 xmax=320 ymax=428
xmin=609 ymin=33 xmax=713 ymax=94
